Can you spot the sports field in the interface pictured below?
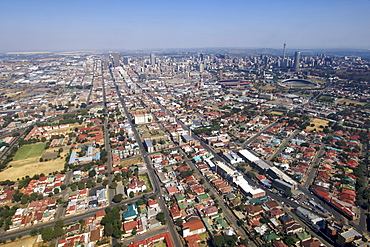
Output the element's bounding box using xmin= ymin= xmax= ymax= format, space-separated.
xmin=13 ymin=143 xmax=46 ymax=161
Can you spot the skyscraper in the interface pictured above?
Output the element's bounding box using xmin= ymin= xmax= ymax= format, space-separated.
xmin=150 ymin=54 xmax=155 ymax=65
xmin=113 ymin=52 xmax=120 ymax=67
xmin=123 ymin=57 xmax=129 ymax=65
xmin=294 ymin=51 xmax=301 ymax=71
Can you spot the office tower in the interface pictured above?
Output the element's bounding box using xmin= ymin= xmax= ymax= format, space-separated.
xmin=113 ymin=52 xmax=120 ymax=67
xmin=123 ymin=57 xmax=129 ymax=65
xmin=103 ymin=60 xmax=108 ymax=70
xmin=199 ymin=63 xmax=204 ymax=73
xmin=150 ymin=54 xmax=155 ymax=65
xmin=294 ymin=51 xmax=301 ymax=71
xmin=200 ymin=53 xmax=204 ymax=61
xmin=281 ymin=43 xmax=287 ymax=68
xmin=283 ymin=43 xmax=287 ymax=60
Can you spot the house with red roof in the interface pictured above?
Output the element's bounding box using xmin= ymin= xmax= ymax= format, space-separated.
xmin=182 ymin=219 xmax=206 ymax=237
xmin=126 ymin=177 xmax=146 ymax=196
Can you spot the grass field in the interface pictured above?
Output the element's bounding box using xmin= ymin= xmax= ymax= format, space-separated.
xmin=13 ymin=143 xmax=46 ymax=161
xmin=335 ymin=98 xmax=366 ymax=106
xmin=0 ymin=147 xmax=68 ymax=181
xmin=306 ymin=118 xmax=329 ymax=132
xmin=270 ymin=111 xmax=284 ymax=116
xmin=0 ymin=157 xmax=65 ymax=181
xmin=139 ymin=174 xmax=152 ymax=191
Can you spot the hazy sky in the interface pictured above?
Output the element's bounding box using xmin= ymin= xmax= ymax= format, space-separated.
xmin=1 ymin=0 xmax=370 ymax=52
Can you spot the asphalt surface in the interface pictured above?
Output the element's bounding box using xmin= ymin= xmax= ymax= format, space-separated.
xmin=111 ymin=68 xmax=184 ymax=247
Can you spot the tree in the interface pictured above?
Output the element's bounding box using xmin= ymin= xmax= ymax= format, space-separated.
xmin=54 ymin=220 xmax=64 ymax=228
xmin=156 ymin=212 xmax=166 ymax=225
xmin=285 ymin=188 xmax=293 ymax=198
xmin=136 ymin=198 xmax=144 ymax=205
xmin=284 ymin=236 xmax=299 ymax=246
xmin=78 ymin=181 xmax=85 ymax=190
xmin=129 ymin=191 xmax=135 ymax=198
xmin=21 ymin=194 xmax=30 ymax=204
xmin=102 ymin=180 xmax=109 ymax=186
xmin=53 ymin=188 xmax=60 ymax=194
xmin=53 ymin=226 xmax=64 ymax=238
xmin=112 ymin=194 xmax=123 ymax=203
xmin=246 ymin=171 xmax=256 ymax=179
xmin=109 ymin=182 xmax=117 ymax=189
xmin=104 ymin=223 xmax=114 ymax=236
xmin=88 ymin=169 xmax=96 ymax=178
xmin=30 ymin=228 xmax=39 ymax=236
xmin=176 ymin=218 xmax=183 ymax=226
xmin=41 ymin=227 xmax=54 ymax=242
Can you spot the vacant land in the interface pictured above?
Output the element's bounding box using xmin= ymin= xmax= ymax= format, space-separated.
xmin=306 ymin=118 xmax=329 ymax=132
xmin=336 ymin=98 xmax=366 ymax=106
xmin=0 ymin=157 xmax=65 ymax=181
xmin=270 ymin=111 xmax=284 ymax=116
xmin=1 ymin=236 xmax=37 ymax=247
xmin=49 ymin=123 xmax=84 ymax=133
xmin=120 ymin=157 xmax=143 ymax=167
xmin=1 ymin=146 xmax=68 ymax=181
xmin=13 ymin=143 xmax=46 ymax=161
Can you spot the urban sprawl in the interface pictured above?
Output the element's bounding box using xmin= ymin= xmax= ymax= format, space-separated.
xmin=0 ymin=49 xmax=369 ymax=247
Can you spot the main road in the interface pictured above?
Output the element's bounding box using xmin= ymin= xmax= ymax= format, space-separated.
xmin=110 ymin=68 xmax=184 ymax=247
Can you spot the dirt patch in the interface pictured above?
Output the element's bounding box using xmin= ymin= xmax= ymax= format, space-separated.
xmin=1 ymin=236 xmax=37 ymax=247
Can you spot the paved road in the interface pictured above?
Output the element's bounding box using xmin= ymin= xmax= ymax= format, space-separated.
xmin=120 ymin=226 xmax=168 ymax=246
xmin=0 ymin=194 xmax=148 ymax=241
xmin=101 ymin=62 xmax=115 ymax=205
xmin=111 ymin=68 xmax=184 ymax=247
xmin=243 ymin=121 xmax=278 ymax=147
xmin=147 ymin=92 xmax=257 ymax=245
xmin=267 ymin=129 xmax=300 ymax=161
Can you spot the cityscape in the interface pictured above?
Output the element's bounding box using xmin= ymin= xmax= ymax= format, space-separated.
xmin=1 ymin=1 xmax=370 ymax=247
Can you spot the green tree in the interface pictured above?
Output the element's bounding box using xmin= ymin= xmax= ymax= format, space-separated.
xmin=41 ymin=227 xmax=54 ymax=242
xmin=88 ymin=169 xmax=96 ymax=178
xmin=21 ymin=194 xmax=30 ymax=204
xmin=54 ymin=220 xmax=64 ymax=228
xmin=53 ymin=226 xmax=64 ymax=238
xmin=30 ymin=228 xmax=39 ymax=236
xmin=156 ymin=212 xmax=166 ymax=225
xmin=109 ymin=182 xmax=117 ymax=189
xmin=129 ymin=191 xmax=135 ymax=198
xmin=112 ymin=194 xmax=123 ymax=203
xmin=104 ymin=223 xmax=114 ymax=236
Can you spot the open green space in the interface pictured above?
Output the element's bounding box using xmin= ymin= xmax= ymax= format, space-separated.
xmin=139 ymin=174 xmax=153 ymax=191
xmin=13 ymin=143 xmax=46 ymax=161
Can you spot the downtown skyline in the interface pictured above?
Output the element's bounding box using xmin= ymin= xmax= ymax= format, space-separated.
xmin=1 ymin=0 xmax=370 ymax=52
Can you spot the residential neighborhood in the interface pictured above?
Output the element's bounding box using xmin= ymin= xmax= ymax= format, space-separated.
xmin=0 ymin=49 xmax=369 ymax=247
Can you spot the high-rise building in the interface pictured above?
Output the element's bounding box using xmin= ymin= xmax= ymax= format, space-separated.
xmin=199 ymin=63 xmax=204 ymax=73
xmin=150 ymin=54 xmax=155 ymax=65
xmin=294 ymin=51 xmax=301 ymax=71
xmin=113 ymin=52 xmax=120 ymax=67
xmin=123 ymin=57 xmax=129 ymax=65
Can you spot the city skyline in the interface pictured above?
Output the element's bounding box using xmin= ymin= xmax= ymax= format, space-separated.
xmin=1 ymin=0 xmax=370 ymax=52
